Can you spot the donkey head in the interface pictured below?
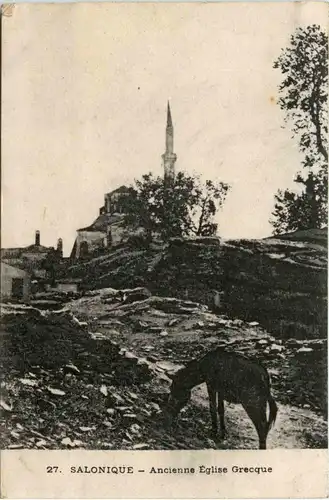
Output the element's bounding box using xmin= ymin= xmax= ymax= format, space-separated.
xmin=164 ymin=370 xmax=191 ymax=427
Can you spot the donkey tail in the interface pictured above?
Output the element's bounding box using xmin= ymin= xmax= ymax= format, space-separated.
xmin=267 ymin=394 xmax=278 ymax=432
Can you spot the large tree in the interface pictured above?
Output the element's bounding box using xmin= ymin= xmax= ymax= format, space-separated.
xmin=123 ymin=172 xmax=230 ymax=242
xmin=270 ymin=25 xmax=328 ymax=234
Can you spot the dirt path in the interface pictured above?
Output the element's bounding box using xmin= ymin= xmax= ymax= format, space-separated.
xmin=2 ymin=296 xmax=327 ymax=451
xmin=67 ymin=292 xmax=327 ymax=450
xmin=99 ymin=333 xmax=327 ymax=450
xmin=189 ymin=384 xmax=327 ymax=449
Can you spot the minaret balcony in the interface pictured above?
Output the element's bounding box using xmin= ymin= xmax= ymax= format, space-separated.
xmin=162 ymin=152 xmax=177 ymax=161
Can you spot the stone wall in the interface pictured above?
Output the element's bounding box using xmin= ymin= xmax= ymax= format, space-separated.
xmin=75 ymin=230 xmax=106 ymax=259
xmin=1 ymin=262 xmax=31 ymax=300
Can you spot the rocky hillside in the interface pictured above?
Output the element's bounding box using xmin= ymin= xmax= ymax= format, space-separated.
xmin=2 ymin=230 xmax=326 ymax=450
xmin=0 ymin=289 xmax=327 ymax=450
xmin=64 ymin=229 xmax=327 ymax=340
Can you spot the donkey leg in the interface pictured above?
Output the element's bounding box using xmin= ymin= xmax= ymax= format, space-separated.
xmin=207 ymin=384 xmax=218 ymax=438
xmin=217 ymin=397 xmax=226 ymax=438
xmin=242 ymin=402 xmax=268 ymax=450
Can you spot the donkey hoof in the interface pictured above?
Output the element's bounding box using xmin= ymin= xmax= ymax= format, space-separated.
xmin=210 ymin=430 xmax=226 ymax=442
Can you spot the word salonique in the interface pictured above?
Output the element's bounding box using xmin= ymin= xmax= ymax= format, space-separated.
xmin=69 ymin=465 xmax=273 ymax=475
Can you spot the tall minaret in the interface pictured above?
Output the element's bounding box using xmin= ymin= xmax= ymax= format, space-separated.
xmin=162 ymin=101 xmax=177 ymax=182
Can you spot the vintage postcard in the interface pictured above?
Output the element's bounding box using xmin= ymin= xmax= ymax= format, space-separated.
xmin=0 ymin=1 xmax=328 ymax=498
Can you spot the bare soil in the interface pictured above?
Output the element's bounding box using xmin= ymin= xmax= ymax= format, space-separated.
xmin=0 ymin=292 xmax=327 ymax=450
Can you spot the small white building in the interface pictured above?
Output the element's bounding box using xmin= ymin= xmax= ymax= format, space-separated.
xmin=45 ymin=279 xmax=82 ymax=293
xmin=1 ymin=262 xmax=31 ymax=300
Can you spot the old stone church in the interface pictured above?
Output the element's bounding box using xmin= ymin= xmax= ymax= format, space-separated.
xmin=70 ymin=102 xmax=177 ymax=260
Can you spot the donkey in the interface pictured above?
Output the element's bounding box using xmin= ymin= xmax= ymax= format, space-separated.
xmin=165 ymin=347 xmax=278 ymax=449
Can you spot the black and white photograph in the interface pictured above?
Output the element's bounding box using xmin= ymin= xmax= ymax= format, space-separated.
xmin=1 ymin=1 xmax=327 ymax=463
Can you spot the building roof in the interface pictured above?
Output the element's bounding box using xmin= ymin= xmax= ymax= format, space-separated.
xmin=25 ymin=244 xmax=53 ymax=253
xmin=1 ymin=244 xmax=52 ymax=256
xmin=105 ymin=185 xmax=130 ymax=197
xmin=1 ymin=261 xmax=30 ymax=277
xmin=78 ymin=213 xmax=125 ymax=232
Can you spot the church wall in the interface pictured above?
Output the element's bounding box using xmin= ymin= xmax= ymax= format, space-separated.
xmin=109 ymin=222 xmax=126 ymax=246
xmin=73 ymin=220 xmax=141 ymax=260
xmin=104 ymin=191 xmax=129 ymax=215
xmin=75 ymin=230 xmax=106 ymax=259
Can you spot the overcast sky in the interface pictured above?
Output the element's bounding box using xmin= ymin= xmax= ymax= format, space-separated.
xmin=2 ymin=2 xmax=327 ymax=255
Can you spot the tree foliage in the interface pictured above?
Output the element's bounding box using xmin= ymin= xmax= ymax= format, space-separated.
xmin=274 ymin=25 xmax=327 ymax=162
xmin=271 ymin=172 xmax=328 ymax=234
xmin=123 ymin=172 xmax=230 ymax=242
xmin=271 ymin=25 xmax=328 ymax=234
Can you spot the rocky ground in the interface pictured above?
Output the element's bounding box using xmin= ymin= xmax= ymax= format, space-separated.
xmin=64 ymin=231 xmax=327 ymax=342
xmin=0 ymin=287 xmax=327 ymax=450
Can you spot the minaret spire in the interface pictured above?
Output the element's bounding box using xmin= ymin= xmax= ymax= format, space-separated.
xmin=167 ymin=101 xmax=173 ymax=129
xmin=162 ymin=101 xmax=177 ymax=181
